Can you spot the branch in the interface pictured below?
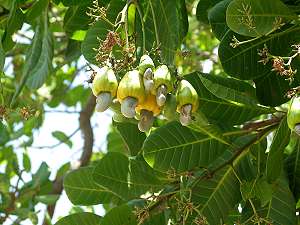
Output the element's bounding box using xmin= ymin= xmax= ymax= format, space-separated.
xmin=42 ymin=94 xmax=96 ymax=225
xmin=31 ymin=127 xmax=80 ymax=149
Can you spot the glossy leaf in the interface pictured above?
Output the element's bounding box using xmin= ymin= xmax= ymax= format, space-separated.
xmin=143 ymin=121 xmax=229 ymax=172
xmin=64 ymin=167 xmax=120 ymax=205
xmin=101 ymin=204 xmax=137 ymax=225
xmin=191 ymin=136 xmax=258 ymax=224
xmin=208 ymin=0 xmax=231 ymax=40
xmin=93 ymin=153 xmax=163 ymax=201
xmin=218 ymin=27 xmax=300 ymax=106
xmin=226 ymin=0 xmax=296 ymax=37
xmin=196 ymin=0 xmax=222 ymax=24
xmin=186 ymin=72 xmax=273 ymax=125
xmin=54 ymin=212 xmax=102 ymax=225
xmin=150 ymin=0 xmax=188 ymax=65
xmin=266 ymin=117 xmax=290 ymax=182
xmin=115 ymin=121 xmax=146 ymax=156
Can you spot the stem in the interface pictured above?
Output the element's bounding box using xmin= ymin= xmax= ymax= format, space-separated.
xmin=124 ymin=1 xmax=130 ymax=50
xmin=149 ymin=1 xmax=160 ymax=48
xmin=249 ymin=199 xmax=261 ymax=225
xmin=135 ymin=0 xmax=146 ymax=53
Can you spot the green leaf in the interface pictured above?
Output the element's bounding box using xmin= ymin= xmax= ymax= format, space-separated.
xmin=25 ymin=0 xmax=49 ymax=24
xmin=101 ymin=204 xmax=137 ymax=225
xmin=22 ymin=152 xmax=31 ymax=172
xmin=242 ymin=176 xmax=297 ymax=225
xmin=26 ymin=13 xmax=54 ymax=89
xmin=154 ymin=0 xmax=188 ymax=64
xmin=35 ymin=194 xmax=60 ymax=205
xmin=93 ymin=153 xmax=163 ymax=201
xmin=196 ymin=0 xmax=222 ymax=24
xmin=115 ymin=121 xmax=146 ymax=156
xmin=52 ymin=131 xmax=72 ymax=148
xmin=0 ymin=121 xmax=9 ymax=145
xmin=240 ymin=178 xmax=273 ymax=206
xmin=286 ymin=137 xmax=300 ymax=199
xmin=191 ymin=138 xmax=257 ymax=224
xmin=208 ymin=0 xmax=231 ymax=40
xmin=143 ymin=121 xmax=229 ymax=172
xmin=1 ymin=0 xmax=24 ymax=51
xmin=0 ymin=34 xmax=4 ymax=71
xmin=54 ymin=212 xmax=102 ymax=225
xmin=107 ymin=127 xmax=127 ymax=154
xmin=63 ymin=4 xmax=91 ymax=35
xmin=64 ymin=167 xmax=120 ymax=205
xmin=81 ymin=0 xmax=125 ymax=63
xmin=199 ymin=73 xmax=259 ymax=105
xmin=32 ymin=162 xmax=51 ymax=188
xmin=266 ymin=117 xmax=290 ymax=182
xmin=226 ymin=0 xmax=296 ymax=37
xmin=186 ymin=72 xmax=273 ymax=125
xmin=218 ymin=27 xmax=300 ymax=106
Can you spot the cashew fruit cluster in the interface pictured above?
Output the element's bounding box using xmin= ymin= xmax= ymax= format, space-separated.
xmin=287 ymin=96 xmax=300 ymax=135
xmin=90 ymin=55 xmax=199 ymax=132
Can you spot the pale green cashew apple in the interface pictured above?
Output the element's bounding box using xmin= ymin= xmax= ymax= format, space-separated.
xmin=176 ymin=80 xmax=199 ymax=126
xmin=91 ymin=66 xmax=118 ymax=112
xmin=117 ymin=70 xmax=146 ymax=118
xmin=287 ymin=96 xmax=300 ymax=135
xmin=151 ymin=65 xmax=173 ymax=107
xmin=138 ymin=55 xmax=155 ymax=93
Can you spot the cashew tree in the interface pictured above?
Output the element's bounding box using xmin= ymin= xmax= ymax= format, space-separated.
xmin=1 ymin=0 xmax=300 ymax=224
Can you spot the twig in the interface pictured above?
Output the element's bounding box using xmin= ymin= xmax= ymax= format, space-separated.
xmin=31 ymin=127 xmax=80 ymax=149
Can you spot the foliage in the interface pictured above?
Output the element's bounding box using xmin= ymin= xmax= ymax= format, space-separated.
xmin=0 ymin=0 xmax=300 ymax=225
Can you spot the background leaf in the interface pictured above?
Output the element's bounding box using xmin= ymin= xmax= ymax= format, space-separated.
xmin=226 ymin=0 xmax=296 ymax=37
xmin=54 ymin=212 xmax=102 ymax=225
xmin=93 ymin=153 xmax=163 ymax=201
xmin=64 ymin=167 xmax=120 ymax=205
xmin=266 ymin=117 xmax=290 ymax=183
xmin=52 ymin=131 xmax=72 ymax=148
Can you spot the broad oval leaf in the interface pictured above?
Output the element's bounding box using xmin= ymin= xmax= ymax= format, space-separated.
xmin=101 ymin=204 xmax=137 ymax=225
xmin=93 ymin=153 xmax=163 ymax=201
xmin=54 ymin=212 xmax=102 ymax=225
xmin=186 ymin=72 xmax=273 ymax=124
xmin=64 ymin=167 xmax=120 ymax=205
xmin=208 ymin=0 xmax=231 ymax=40
xmin=143 ymin=121 xmax=228 ymax=172
xmin=114 ymin=121 xmax=146 ymax=156
xmin=196 ymin=0 xmax=222 ymax=24
xmin=226 ymin=0 xmax=296 ymax=37
xmin=218 ymin=27 xmax=300 ymax=106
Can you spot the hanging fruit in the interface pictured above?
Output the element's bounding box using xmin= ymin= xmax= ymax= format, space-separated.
xmin=152 ymin=65 xmax=173 ymax=107
xmin=287 ymin=96 xmax=300 ymax=135
xmin=117 ymin=70 xmax=146 ymax=118
xmin=136 ymin=94 xmax=161 ymax=132
xmin=138 ymin=55 xmax=155 ymax=93
xmin=176 ymin=80 xmax=199 ymax=126
xmin=91 ymin=66 xmax=118 ymax=112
